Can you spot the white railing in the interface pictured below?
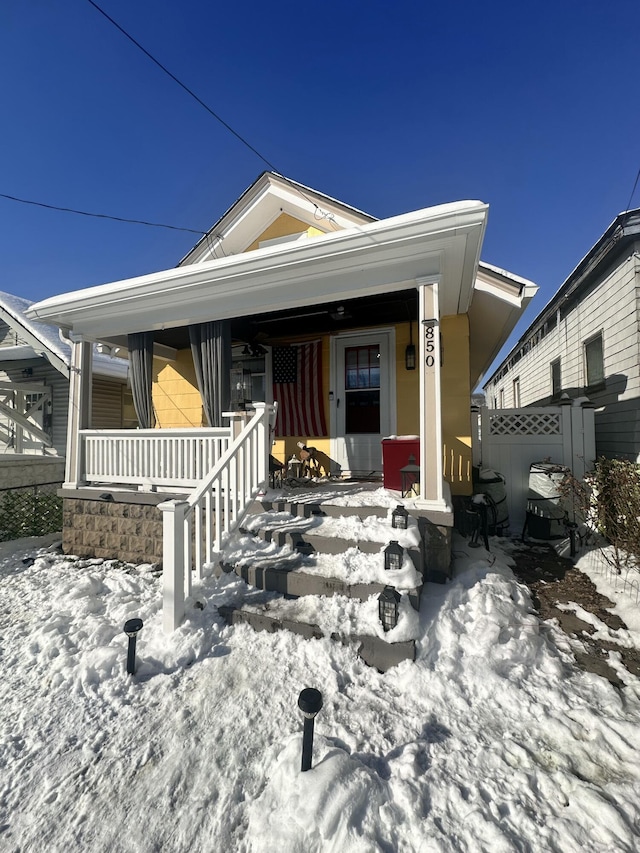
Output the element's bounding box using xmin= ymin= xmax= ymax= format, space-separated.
xmin=159 ymin=403 xmax=276 ymax=632
xmin=79 ymin=427 xmax=232 ymax=488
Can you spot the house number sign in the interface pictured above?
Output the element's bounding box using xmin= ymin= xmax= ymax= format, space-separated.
xmin=425 ymin=324 xmax=436 ymax=368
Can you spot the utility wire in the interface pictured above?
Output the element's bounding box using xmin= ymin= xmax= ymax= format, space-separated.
xmin=84 ymin=0 xmax=338 ymax=224
xmin=86 ymin=0 xmax=274 ymax=169
xmin=0 ymin=192 xmax=206 ymax=235
xmin=626 ymin=166 xmax=640 ymax=212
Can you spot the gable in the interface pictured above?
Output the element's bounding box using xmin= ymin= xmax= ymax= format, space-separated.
xmin=245 ymin=214 xmax=326 ymax=253
xmin=180 ymin=172 xmax=374 ymax=265
xmin=0 ymin=319 xmax=25 ymax=347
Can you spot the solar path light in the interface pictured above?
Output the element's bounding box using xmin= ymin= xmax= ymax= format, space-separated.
xmin=298 ymin=688 xmax=323 ymax=772
xmin=123 ymin=618 xmax=143 ymax=675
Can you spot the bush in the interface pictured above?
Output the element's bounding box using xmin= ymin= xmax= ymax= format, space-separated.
xmin=562 ymin=458 xmax=640 ymax=573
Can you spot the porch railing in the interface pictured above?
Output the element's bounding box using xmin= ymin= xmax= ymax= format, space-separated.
xmin=79 ymin=427 xmax=232 ymax=488
xmin=159 ymin=403 xmax=276 ymax=632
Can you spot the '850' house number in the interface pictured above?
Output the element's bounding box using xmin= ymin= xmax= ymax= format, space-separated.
xmin=425 ymin=325 xmax=436 ymax=368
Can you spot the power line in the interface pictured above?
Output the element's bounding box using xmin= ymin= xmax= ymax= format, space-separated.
xmin=84 ymin=0 xmax=338 ymax=224
xmin=626 ymin=166 xmax=640 ymax=212
xmin=0 ymin=192 xmax=206 ymax=235
xmin=86 ymin=0 xmax=280 ymax=173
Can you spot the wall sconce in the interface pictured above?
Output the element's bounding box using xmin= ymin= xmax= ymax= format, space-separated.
xmin=378 ymin=586 xmax=401 ymax=631
xmin=384 ymin=540 xmax=404 ymax=571
xmin=405 ymin=319 xmax=416 ymax=370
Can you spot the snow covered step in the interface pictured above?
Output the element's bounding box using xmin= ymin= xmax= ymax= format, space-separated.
xmin=248 ymin=498 xmax=389 ymax=520
xmin=216 ymin=560 xmax=421 ymax=607
xmin=248 ymin=524 xmax=422 ymax=566
xmin=221 ymin=526 xmax=423 ymax=605
xmin=217 ymin=592 xmax=417 ymax=672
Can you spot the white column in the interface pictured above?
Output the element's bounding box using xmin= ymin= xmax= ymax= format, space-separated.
xmin=159 ymin=498 xmax=189 ymax=633
xmin=64 ymin=336 xmax=93 ymax=488
xmin=416 ymin=277 xmax=448 ymax=511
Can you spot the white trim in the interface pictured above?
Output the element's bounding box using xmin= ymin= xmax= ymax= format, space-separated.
xmin=27 ymin=202 xmax=488 ymax=339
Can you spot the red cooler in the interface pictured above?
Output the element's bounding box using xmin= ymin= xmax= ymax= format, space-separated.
xmin=382 ymin=437 xmax=420 ymax=491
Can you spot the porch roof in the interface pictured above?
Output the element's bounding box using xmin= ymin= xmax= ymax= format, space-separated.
xmin=27 ymin=200 xmax=489 ymax=340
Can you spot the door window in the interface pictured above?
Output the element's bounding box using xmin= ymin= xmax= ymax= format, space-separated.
xmin=344 ymin=345 xmax=380 ymax=433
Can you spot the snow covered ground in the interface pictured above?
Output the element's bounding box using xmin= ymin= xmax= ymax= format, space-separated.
xmin=1 ymin=533 xmax=640 ymax=852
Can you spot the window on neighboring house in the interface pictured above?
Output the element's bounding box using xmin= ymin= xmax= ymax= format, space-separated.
xmin=492 ymin=396 xmax=497 ymax=409
xmin=551 ymin=358 xmax=561 ymax=397
xmin=513 ymin=377 xmax=520 ymax=408
xmin=584 ymin=332 xmax=604 ymax=388
xmin=499 ymin=388 xmax=505 ymax=409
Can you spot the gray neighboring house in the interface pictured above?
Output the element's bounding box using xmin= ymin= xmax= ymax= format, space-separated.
xmin=484 ymin=209 xmax=640 ymax=462
xmin=0 ymin=291 xmax=132 ymax=463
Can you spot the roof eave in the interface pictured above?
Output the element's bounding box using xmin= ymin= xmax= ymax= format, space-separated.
xmin=28 ymin=201 xmax=489 ymax=339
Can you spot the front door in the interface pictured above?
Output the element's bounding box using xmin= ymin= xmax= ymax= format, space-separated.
xmin=332 ymin=331 xmax=394 ymax=476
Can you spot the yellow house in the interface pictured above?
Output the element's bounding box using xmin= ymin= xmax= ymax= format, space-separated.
xmin=27 ymin=173 xmax=537 ymax=631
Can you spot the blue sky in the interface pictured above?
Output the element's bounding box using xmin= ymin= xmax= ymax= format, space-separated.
xmin=2 ymin=1 xmax=639 ymax=380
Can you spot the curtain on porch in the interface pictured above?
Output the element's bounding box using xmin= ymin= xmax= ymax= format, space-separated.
xmin=189 ymin=321 xmax=231 ymax=427
xmin=128 ymin=331 xmax=155 ymax=429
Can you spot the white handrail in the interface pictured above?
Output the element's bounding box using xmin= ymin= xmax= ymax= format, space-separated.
xmin=159 ymin=403 xmax=276 ymax=632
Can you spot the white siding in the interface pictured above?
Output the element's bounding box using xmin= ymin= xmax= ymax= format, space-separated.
xmin=0 ymin=358 xmax=69 ymax=455
xmin=486 ymin=252 xmax=640 ymax=460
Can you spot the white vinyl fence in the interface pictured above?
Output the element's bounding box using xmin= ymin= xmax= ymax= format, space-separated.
xmin=478 ymin=400 xmax=596 ymax=529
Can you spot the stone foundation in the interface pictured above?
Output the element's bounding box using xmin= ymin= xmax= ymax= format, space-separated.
xmin=0 ymin=455 xmax=65 ymax=489
xmin=62 ymin=490 xmax=171 ymax=564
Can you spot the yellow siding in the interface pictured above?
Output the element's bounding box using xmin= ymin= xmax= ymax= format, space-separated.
xmin=244 ymin=214 xmax=328 ymax=252
xmin=149 ymin=316 xmax=473 ymax=494
xmin=153 ymin=350 xmax=204 ymax=428
xmin=440 ymin=314 xmax=472 ymax=495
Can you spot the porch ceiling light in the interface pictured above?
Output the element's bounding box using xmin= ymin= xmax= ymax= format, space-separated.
xmin=378 ymin=585 xmax=401 ymax=632
xmin=384 ymin=540 xmax=404 ymax=571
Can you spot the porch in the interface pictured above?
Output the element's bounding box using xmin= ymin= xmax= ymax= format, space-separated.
xmin=61 ymin=403 xmax=454 ymax=636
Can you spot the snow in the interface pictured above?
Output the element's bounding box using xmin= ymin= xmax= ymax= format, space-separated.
xmin=0 ymin=289 xmax=128 ymax=378
xmin=2 ymin=535 xmax=640 ymax=851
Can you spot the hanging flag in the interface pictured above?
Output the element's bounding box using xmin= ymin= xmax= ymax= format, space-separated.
xmin=273 ymin=341 xmax=327 ymax=437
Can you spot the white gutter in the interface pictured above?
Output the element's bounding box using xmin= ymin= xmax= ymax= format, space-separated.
xmin=26 ymin=201 xmax=488 ymax=337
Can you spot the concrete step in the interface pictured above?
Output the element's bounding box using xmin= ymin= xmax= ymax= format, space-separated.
xmin=216 ymin=561 xmax=423 ymax=608
xmin=248 ymin=498 xmax=389 ymax=520
xmin=242 ymin=523 xmax=423 ymax=569
xmin=218 ymin=603 xmax=416 ymax=672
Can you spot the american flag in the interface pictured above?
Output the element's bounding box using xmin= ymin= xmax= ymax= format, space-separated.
xmin=273 ymin=341 xmax=327 ymax=437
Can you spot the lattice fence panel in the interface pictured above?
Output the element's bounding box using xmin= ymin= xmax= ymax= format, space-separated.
xmin=489 ymin=412 xmax=561 ymax=436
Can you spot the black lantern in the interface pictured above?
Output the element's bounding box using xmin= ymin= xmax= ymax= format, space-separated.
xmin=384 ymin=540 xmax=404 ymax=571
xmin=378 ymin=586 xmax=401 ymax=632
xmin=391 ymin=504 xmax=409 ymax=530
xmin=400 ymin=454 xmax=420 ymax=498
xmin=405 ymin=319 xmax=416 ymax=370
